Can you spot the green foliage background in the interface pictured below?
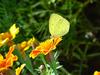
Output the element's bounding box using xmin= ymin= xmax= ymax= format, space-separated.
xmin=0 ymin=0 xmax=100 ymax=75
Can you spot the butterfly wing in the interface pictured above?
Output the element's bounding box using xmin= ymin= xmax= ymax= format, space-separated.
xmin=49 ymin=13 xmax=70 ymax=37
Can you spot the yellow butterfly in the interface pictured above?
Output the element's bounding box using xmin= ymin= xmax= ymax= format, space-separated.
xmin=49 ymin=13 xmax=70 ymax=37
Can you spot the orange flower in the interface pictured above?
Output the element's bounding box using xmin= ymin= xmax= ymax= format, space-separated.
xmin=0 ymin=45 xmax=18 ymax=71
xmin=94 ymin=71 xmax=100 ymax=75
xmin=17 ymin=36 xmax=38 ymax=58
xmin=15 ymin=64 xmax=26 ymax=75
xmin=0 ymin=24 xmax=19 ymax=47
xmin=17 ymin=36 xmax=36 ymax=52
xmin=29 ymin=37 xmax=62 ymax=59
xmin=0 ymin=32 xmax=11 ymax=47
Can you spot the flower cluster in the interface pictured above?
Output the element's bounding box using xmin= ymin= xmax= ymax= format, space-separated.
xmin=0 ymin=24 xmax=25 ymax=75
xmin=0 ymin=24 xmax=62 ymax=75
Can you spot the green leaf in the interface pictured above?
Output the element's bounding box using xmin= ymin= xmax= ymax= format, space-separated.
xmin=25 ymin=55 xmax=37 ymax=75
xmin=14 ymin=49 xmax=36 ymax=75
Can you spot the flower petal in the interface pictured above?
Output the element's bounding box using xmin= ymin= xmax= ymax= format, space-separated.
xmin=0 ymin=54 xmax=4 ymax=61
xmin=29 ymin=50 xmax=41 ymax=59
xmin=9 ymin=24 xmax=19 ymax=39
xmin=94 ymin=71 xmax=100 ymax=75
xmin=15 ymin=64 xmax=26 ymax=75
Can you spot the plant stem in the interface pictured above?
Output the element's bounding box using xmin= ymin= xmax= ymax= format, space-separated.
xmin=40 ymin=54 xmax=49 ymax=75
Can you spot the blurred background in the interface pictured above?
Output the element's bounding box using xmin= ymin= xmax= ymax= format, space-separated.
xmin=0 ymin=0 xmax=100 ymax=75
